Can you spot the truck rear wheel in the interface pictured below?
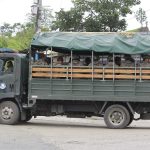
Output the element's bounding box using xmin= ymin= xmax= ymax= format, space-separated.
xmin=127 ymin=114 xmax=134 ymax=126
xmin=0 ymin=101 xmax=20 ymax=125
xmin=104 ymin=104 xmax=130 ymax=129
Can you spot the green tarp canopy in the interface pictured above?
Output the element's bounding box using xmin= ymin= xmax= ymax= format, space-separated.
xmin=31 ymin=32 xmax=150 ymax=54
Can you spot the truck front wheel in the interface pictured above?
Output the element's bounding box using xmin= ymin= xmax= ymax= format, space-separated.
xmin=0 ymin=101 xmax=20 ymax=125
xmin=104 ymin=104 xmax=130 ymax=129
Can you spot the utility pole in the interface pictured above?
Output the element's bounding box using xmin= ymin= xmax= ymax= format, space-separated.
xmin=35 ymin=0 xmax=42 ymax=33
xmin=31 ymin=0 xmax=42 ymax=33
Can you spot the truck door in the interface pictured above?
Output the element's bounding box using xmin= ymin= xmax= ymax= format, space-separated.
xmin=0 ymin=57 xmax=15 ymax=99
xmin=0 ymin=59 xmax=3 ymax=73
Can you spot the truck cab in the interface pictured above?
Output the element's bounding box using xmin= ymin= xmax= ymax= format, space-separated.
xmin=0 ymin=53 xmax=29 ymax=124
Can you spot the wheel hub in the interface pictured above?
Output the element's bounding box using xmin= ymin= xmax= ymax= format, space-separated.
xmin=110 ymin=111 xmax=124 ymax=125
xmin=1 ymin=107 xmax=13 ymax=120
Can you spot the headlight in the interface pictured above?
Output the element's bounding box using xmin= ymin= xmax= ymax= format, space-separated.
xmin=0 ymin=83 xmax=6 ymax=89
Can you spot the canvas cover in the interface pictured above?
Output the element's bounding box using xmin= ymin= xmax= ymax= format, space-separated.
xmin=31 ymin=32 xmax=150 ymax=54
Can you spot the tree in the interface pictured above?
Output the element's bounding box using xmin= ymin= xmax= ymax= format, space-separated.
xmin=0 ymin=7 xmax=53 ymax=50
xmin=28 ymin=7 xmax=54 ymax=32
xmin=0 ymin=21 xmax=35 ymax=50
xmin=12 ymin=23 xmax=25 ymax=33
xmin=41 ymin=8 xmax=54 ymax=30
xmin=0 ymin=36 xmax=8 ymax=48
xmin=52 ymin=8 xmax=83 ymax=31
xmin=52 ymin=0 xmax=141 ymax=32
xmin=0 ymin=7 xmax=54 ymax=51
xmin=0 ymin=23 xmax=13 ymax=37
xmin=7 ymin=22 xmax=35 ymax=50
xmin=135 ymin=8 xmax=147 ymax=27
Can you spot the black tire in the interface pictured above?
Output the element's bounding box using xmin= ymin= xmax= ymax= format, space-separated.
xmin=127 ymin=114 xmax=134 ymax=126
xmin=25 ymin=111 xmax=32 ymax=122
xmin=0 ymin=101 xmax=20 ymax=125
xmin=104 ymin=104 xmax=130 ymax=129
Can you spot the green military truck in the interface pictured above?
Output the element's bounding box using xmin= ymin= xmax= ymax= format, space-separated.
xmin=1 ymin=32 xmax=150 ymax=129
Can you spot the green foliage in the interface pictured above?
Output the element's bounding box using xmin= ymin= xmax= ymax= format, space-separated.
xmin=0 ymin=36 xmax=8 ymax=48
xmin=0 ymin=8 xmax=54 ymax=51
xmin=52 ymin=8 xmax=83 ymax=31
xmin=0 ymin=22 xmax=35 ymax=51
xmin=52 ymin=0 xmax=141 ymax=32
xmin=0 ymin=23 xmax=13 ymax=37
xmin=7 ymin=24 xmax=35 ymax=50
xmin=135 ymin=8 xmax=147 ymax=27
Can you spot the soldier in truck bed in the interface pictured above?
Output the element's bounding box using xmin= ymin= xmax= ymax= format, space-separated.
xmin=141 ymin=56 xmax=150 ymax=67
xmin=122 ymin=54 xmax=135 ymax=67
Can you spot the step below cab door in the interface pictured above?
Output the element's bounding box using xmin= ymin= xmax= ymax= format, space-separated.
xmin=0 ymin=57 xmax=16 ymax=99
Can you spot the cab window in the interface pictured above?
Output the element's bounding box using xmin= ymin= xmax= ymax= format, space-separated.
xmin=3 ymin=59 xmax=14 ymax=74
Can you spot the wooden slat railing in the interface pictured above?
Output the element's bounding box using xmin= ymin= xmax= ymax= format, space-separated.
xmin=32 ymin=67 xmax=150 ymax=80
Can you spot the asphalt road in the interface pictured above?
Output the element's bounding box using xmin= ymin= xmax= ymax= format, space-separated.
xmin=0 ymin=116 xmax=150 ymax=150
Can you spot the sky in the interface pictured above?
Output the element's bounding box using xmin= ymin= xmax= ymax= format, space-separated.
xmin=0 ymin=0 xmax=149 ymax=30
